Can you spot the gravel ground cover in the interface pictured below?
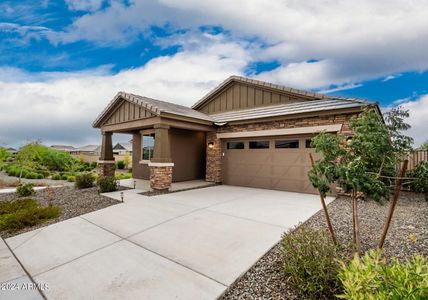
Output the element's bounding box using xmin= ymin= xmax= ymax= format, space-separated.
xmin=0 ymin=186 xmax=119 ymax=238
xmin=220 ymin=192 xmax=428 ymax=300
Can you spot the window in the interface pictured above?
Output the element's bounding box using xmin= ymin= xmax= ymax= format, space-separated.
xmin=275 ymin=139 xmax=299 ymax=149
xmin=305 ymin=139 xmax=314 ymax=148
xmin=249 ymin=141 xmax=270 ymax=149
xmin=142 ymin=135 xmax=155 ymax=160
xmin=227 ymin=141 xmax=245 ymax=149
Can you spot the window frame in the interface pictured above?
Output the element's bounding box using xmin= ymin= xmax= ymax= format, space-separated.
xmin=249 ymin=140 xmax=270 ymax=149
xmin=275 ymin=139 xmax=300 ymax=149
xmin=226 ymin=141 xmax=245 ymax=150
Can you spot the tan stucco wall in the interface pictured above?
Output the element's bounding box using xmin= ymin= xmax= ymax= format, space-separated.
xmin=170 ymin=128 xmax=206 ymax=182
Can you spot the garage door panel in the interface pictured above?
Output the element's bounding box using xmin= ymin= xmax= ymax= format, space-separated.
xmin=223 ymin=137 xmax=318 ymax=194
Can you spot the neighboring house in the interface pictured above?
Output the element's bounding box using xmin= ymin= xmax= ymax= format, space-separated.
xmin=50 ymin=145 xmax=76 ymax=152
xmin=6 ymin=147 xmax=18 ymax=155
xmin=71 ymin=145 xmax=101 ymax=155
xmin=113 ymin=142 xmax=133 ymax=155
xmin=93 ymin=75 xmax=380 ymax=193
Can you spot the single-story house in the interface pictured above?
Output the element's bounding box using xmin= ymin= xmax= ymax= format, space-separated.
xmin=50 ymin=145 xmax=76 ymax=152
xmin=93 ymin=76 xmax=380 ymax=193
xmin=71 ymin=145 xmax=101 ymax=155
xmin=113 ymin=142 xmax=133 ymax=155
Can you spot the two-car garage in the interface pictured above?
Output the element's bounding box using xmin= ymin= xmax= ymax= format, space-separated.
xmin=222 ymin=135 xmax=318 ymax=194
xmin=219 ymin=124 xmax=342 ymax=194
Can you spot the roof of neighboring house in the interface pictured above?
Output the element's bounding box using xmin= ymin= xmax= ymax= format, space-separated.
xmin=50 ymin=145 xmax=76 ymax=151
xmin=92 ymin=92 xmax=213 ymax=127
xmin=75 ymin=145 xmax=101 ymax=152
xmin=210 ymin=98 xmax=372 ymax=123
xmin=113 ymin=142 xmax=132 ymax=152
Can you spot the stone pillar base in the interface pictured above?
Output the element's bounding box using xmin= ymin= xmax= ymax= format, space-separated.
xmin=98 ymin=160 xmax=115 ymax=177
xmin=149 ymin=163 xmax=174 ymax=191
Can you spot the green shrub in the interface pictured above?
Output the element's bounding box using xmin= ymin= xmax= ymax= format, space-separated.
xmin=25 ymin=172 xmax=38 ymax=179
xmin=0 ymin=199 xmax=60 ymax=233
xmin=406 ymin=161 xmax=428 ymax=200
xmin=116 ymin=160 xmax=125 ymax=169
xmin=60 ymin=174 xmax=68 ymax=180
xmin=75 ymin=172 xmax=94 ymax=189
xmin=115 ymin=173 xmax=132 ymax=180
xmin=90 ymin=162 xmax=98 ymax=169
xmin=52 ymin=174 xmax=61 ymax=180
xmin=281 ymin=224 xmax=342 ymax=299
xmin=97 ymin=176 xmax=117 ymax=193
xmin=338 ymin=250 xmax=428 ymax=299
xmin=16 ymin=183 xmax=35 ymax=197
xmin=36 ymin=173 xmax=44 ymax=179
xmin=0 ymin=199 xmax=38 ymax=215
xmin=67 ymin=176 xmax=75 ymax=182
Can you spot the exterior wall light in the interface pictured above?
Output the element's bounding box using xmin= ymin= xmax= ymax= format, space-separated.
xmin=208 ymin=142 xmax=214 ymax=149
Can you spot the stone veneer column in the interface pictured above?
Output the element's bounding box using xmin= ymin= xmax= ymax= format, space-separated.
xmin=205 ymin=131 xmax=222 ymax=183
xmin=150 ymin=124 xmax=174 ymax=191
xmin=98 ymin=131 xmax=115 ymax=177
xmin=149 ymin=162 xmax=174 ymax=191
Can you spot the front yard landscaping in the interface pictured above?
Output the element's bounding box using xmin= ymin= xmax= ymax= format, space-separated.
xmin=221 ymin=192 xmax=428 ymax=299
xmin=0 ymin=186 xmax=120 ymax=238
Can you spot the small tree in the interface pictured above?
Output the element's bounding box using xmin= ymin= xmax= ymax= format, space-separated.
xmin=16 ymin=142 xmax=44 ymax=181
xmin=309 ymin=108 xmax=395 ymax=253
xmin=124 ymin=153 xmax=131 ymax=169
xmin=0 ymin=147 xmax=10 ymax=168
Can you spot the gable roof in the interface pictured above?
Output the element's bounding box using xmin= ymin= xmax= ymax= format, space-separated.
xmin=113 ymin=142 xmax=132 ymax=151
xmin=210 ymin=98 xmax=371 ymax=123
xmin=92 ymin=92 xmax=213 ymax=128
xmin=192 ymin=75 xmax=331 ymax=110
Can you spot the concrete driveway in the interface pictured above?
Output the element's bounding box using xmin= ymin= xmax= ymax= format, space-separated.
xmin=3 ymin=185 xmax=333 ymax=300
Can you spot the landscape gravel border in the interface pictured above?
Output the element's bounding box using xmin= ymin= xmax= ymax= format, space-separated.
xmin=0 ymin=186 xmax=120 ymax=238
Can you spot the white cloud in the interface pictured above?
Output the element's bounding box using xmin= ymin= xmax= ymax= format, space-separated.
xmin=50 ymin=0 xmax=428 ymax=90
xmin=0 ymin=38 xmax=248 ymax=147
xmin=399 ymin=95 xmax=428 ymax=147
xmin=65 ymin=0 xmax=104 ymax=12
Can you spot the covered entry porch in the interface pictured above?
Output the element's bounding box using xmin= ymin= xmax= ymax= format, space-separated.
xmin=92 ymin=92 xmax=214 ymax=191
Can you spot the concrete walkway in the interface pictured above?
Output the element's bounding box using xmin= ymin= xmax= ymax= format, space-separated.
xmin=2 ymin=185 xmax=333 ymax=300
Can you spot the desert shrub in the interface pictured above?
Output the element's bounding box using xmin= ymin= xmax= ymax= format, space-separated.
xmin=67 ymin=176 xmax=75 ymax=182
xmin=16 ymin=183 xmax=35 ymax=197
xmin=406 ymin=161 xmax=428 ymax=200
xmin=52 ymin=174 xmax=61 ymax=180
xmin=116 ymin=160 xmax=125 ymax=169
xmin=0 ymin=199 xmax=38 ymax=214
xmin=338 ymin=250 xmax=428 ymax=299
xmin=75 ymin=172 xmax=94 ymax=189
xmin=97 ymin=176 xmax=117 ymax=193
xmin=281 ymin=224 xmax=342 ymax=299
xmin=0 ymin=199 xmax=60 ymax=233
xmin=25 ymin=172 xmax=38 ymax=179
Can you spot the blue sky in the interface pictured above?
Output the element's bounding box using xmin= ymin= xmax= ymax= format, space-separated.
xmin=1 ymin=0 xmax=427 ymax=147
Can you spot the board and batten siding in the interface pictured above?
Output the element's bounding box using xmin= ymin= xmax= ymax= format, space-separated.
xmin=198 ymin=82 xmax=309 ymax=114
xmin=104 ymin=100 xmax=156 ymax=125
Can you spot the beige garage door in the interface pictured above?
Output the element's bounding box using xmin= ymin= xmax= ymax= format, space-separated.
xmin=222 ymin=136 xmax=319 ymax=194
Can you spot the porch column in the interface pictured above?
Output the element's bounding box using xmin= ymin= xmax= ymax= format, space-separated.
xmin=149 ymin=124 xmax=174 ymax=191
xmin=98 ymin=131 xmax=115 ymax=177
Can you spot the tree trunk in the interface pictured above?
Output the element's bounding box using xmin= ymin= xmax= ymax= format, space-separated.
xmin=309 ymin=153 xmax=337 ymax=246
xmin=353 ymin=193 xmax=361 ymax=254
xmin=378 ymin=160 xmax=409 ymax=250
